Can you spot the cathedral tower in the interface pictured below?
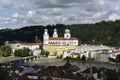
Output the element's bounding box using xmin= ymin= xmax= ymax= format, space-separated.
xmin=64 ymin=29 xmax=71 ymax=39
xmin=53 ymin=29 xmax=58 ymax=37
xmin=43 ymin=29 xmax=49 ymax=44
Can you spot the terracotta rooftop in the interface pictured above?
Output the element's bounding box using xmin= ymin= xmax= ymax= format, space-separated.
xmin=38 ymin=66 xmax=76 ymax=79
xmin=33 ymin=39 xmax=42 ymax=43
xmin=62 ymin=60 xmax=80 ymax=72
xmin=49 ymin=37 xmax=78 ymax=40
xmin=8 ymin=40 xmax=41 ymax=45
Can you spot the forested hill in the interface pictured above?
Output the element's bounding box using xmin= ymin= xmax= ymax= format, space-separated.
xmin=0 ymin=20 xmax=120 ymax=46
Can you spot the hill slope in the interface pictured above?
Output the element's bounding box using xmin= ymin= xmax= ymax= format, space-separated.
xmin=0 ymin=20 xmax=120 ymax=46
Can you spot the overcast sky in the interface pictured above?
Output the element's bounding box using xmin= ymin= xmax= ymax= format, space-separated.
xmin=0 ymin=0 xmax=120 ymax=29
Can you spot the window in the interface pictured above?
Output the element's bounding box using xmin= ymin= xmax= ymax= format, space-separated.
xmin=17 ymin=45 xmax=20 ymax=47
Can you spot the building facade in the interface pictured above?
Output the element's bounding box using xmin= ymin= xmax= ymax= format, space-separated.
xmin=5 ymin=38 xmax=42 ymax=56
xmin=43 ymin=29 xmax=78 ymax=56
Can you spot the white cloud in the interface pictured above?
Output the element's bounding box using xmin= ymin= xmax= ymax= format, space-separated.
xmin=108 ymin=13 xmax=120 ymax=21
xmin=98 ymin=0 xmax=106 ymax=5
xmin=0 ymin=0 xmax=120 ymax=29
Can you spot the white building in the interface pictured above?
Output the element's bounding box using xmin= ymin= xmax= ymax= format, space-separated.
xmin=79 ymin=45 xmax=112 ymax=61
xmin=109 ymin=49 xmax=120 ymax=59
xmin=75 ymin=44 xmax=111 ymax=53
xmin=43 ymin=29 xmax=78 ymax=46
xmin=63 ymin=44 xmax=112 ymax=62
xmin=5 ymin=38 xmax=42 ymax=55
xmin=43 ymin=29 xmax=78 ymax=56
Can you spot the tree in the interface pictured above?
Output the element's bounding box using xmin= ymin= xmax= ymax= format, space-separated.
xmin=14 ymin=47 xmax=32 ymax=57
xmin=40 ymin=50 xmax=46 ymax=55
xmin=39 ymin=44 xmax=43 ymax=50
xmin=0 ymin=67 xmax=13 ymax=80
xmin=45 ymin=51 xmax=49 ymax=57
xmin=116 ymin=55 xmax=120 ymax=62
xmin=81 ymin=55 xmax=86 ymax=61
xmin=105 ymin=69 xmax=119 ymax=80
xmin=40 ymin=50 xmax=49 ymax=57
xmin=0 ymin=20 xmax=120 ymax=46
xmin=0 ymin=45 xmax=12 ymax=57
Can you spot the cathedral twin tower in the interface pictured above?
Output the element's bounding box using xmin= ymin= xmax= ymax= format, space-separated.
xmin=43 ymin=29 xmax=72 ymax=45
xmin=43 ymin=28 xmax=78 ymax=56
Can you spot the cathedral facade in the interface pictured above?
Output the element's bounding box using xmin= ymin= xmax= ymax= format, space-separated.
xmin=43 ymin=29 xmax=78 ymax=56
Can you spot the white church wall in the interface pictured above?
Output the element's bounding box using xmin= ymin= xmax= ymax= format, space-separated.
xmin=6 ymin=42 xmax=40 ymax=53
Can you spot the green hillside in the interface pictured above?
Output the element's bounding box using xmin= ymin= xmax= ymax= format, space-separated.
xmin=0 ymin=20 xmax=120 ymax=46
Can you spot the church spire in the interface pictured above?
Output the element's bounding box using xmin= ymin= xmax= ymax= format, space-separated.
xmin=64 ymin=29 xmax=71 ymax=39
xmin=53 ymin=29 xmax=58 ymax=37
xmin=43 ymin=29 xmax=49 ymax=45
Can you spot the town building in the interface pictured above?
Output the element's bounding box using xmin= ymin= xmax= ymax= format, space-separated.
xmin=5 ymin=37 xmax=42 ymax=56
xmin=75 ymin=44 xmax=112 ymax=60
xmin=43 ymin=29 xmax=78 ymax=56
xmin=63 ymin=44 xmax=112 ymax=62
xmin=109 ymin=49 xmax=120 ymax=59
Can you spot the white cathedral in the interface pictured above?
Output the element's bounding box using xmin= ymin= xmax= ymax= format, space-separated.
xmin=43 ymin=29 xmax=78 ymax=46
xmin=43 ymin=29 xmax=78 ymax=56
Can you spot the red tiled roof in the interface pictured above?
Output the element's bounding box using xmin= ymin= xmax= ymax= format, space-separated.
xmin=38 ymin=66 xmax=76 ymax=79
xmin=8 ymin=40 xmax=40 ymax=45
xmin=20 ymin=43 xmax=40 ymax=45
xmin=49 ymin=37 xmax=78 ymax=40
xmin=33 ymin=39 xmax=42 ymax=43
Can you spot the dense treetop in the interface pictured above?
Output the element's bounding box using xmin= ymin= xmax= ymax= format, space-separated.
xmin=0 ymin=20 xmax=120 ymax=46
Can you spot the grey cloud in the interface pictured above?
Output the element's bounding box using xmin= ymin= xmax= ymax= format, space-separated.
xmin=0 ymin=0 xmax=120 ymax=29
xmin=0 ymin=0 xmax=14 ymax=11
xmin=3 ymin=3 xmax=13 ymax=9
xmin=33 ymin=0 xmax=92 ymax=8
xmin=0 ymin=0 xmax=32 ymax=12
xmin=58 ymin=0 xmax=92 ymax=3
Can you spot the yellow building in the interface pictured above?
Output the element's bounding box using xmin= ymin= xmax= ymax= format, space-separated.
xmin=43 ymin=29 xmax=78 ymax=56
